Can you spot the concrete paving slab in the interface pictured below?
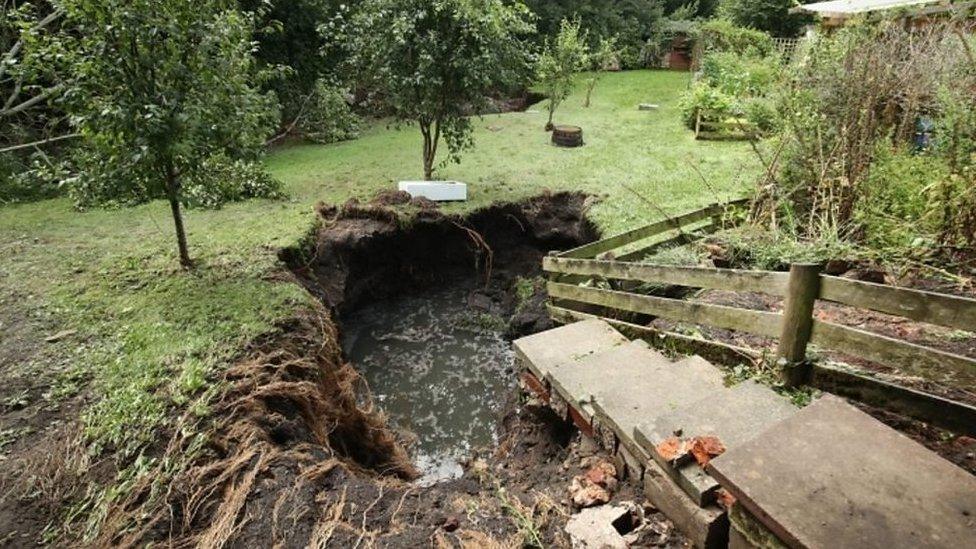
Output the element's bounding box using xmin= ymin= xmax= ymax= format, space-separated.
xmin=590 ymin=353 xmax=726 ymax=452
xmin=635 ymin=380 xmax=797 ymax=489
xmin=545 ymin=340 xmax=671 ymax=421
xmin=630 ymin=380 xmax=796 ymax=507
xmin=708 ymin=395 xmax=976 ymax=549
xmin=513 ymin=319 xmax=627 ymax=380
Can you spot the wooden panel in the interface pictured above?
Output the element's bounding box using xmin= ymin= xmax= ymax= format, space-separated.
xmin=558 ymin=205 xmax=719 ymax=259
xmin=811 ymin=363 xmax=976 ymax=437
xmin=547 ymin=282 xmax=783 ymax=337
xmin=810 ymin=320 xmax=976 ymax=384
xmin=613 ymin=221 xmax=717 ymax=262
xmin=543 ymin=257 xmax=790 ymax=296
xmin=819 ymin=275 xmax=976 ymax=332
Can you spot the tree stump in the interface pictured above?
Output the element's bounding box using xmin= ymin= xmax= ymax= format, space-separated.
xmin=552 ymin=125 xmax=583 ymax=147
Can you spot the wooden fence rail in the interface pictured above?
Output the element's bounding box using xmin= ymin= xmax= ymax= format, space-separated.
xmin=546 ymin=209 xmax=976 ymax=435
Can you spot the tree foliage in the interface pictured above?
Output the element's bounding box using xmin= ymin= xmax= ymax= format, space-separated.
xmin=537 ymin=19 xmax=589 ymax=130
xmin=523 ymin=0 xmax=663 ymax=68
xmin=53 ymin=0 xmax=279 ymax=266
xmin=719 ymin=0 xmax=811 ymax=38
xmin=347 ymin=0 xmax=533 ymax=180
xmin=583 ymin=36 xmax=619 ymax=108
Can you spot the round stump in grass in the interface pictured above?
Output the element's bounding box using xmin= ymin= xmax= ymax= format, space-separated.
xmin=551 ymin=125 xmax=583 ymax=147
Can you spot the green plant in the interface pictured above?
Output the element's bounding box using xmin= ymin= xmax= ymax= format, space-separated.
xmin=347 ymin=0 xmax=533 ymax=180
xmin=297 ymin=80 xmax=359 ymax=144
xmin=537 ymin=18 xmax=589 ymax=130
xmin=854 ymin=145 xmax=948 ymax=257
xmin=583 ymin=36 xmax=619 ymax=108
xmin=679 ymin=83 xmax=735 ymax=129
xmin=718 ymin=0 xmax=811 ymax=38
xmin=696 ymin=19 xmax=775 ymax=56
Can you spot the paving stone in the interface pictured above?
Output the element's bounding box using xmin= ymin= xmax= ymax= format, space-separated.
xmin=513 ymin=319 xmax=627 ymax=380
xmin=590 ymin=353 xmax=726 ymax=457
xmin=546 ymin=340 xmax=671 ymax=422
xmin=633 ymin=380 xmax=798 ymax=506
xmin=708 ymin=395 xmax=976 ymax=549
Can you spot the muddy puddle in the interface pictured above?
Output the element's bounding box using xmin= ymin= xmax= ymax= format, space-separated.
xmin=341 ymin=282 xmax=516 ymax=485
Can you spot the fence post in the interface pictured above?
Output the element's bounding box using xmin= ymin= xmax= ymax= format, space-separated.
xmin=777 ymin=263 xmax=820 ymax=387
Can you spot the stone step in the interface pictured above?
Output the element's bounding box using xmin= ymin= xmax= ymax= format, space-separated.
xmin=708 ymin=394 xmax=976 ymax=549
xmin=545 ymin=339 xmax=672 ymax=422
xmin=633 ymin=380 xmax=798 ymax=506
xmin=513 ymin=319 xmax=628 ymax=381
xmin=590 ymin=354 xmax=726 ymax=466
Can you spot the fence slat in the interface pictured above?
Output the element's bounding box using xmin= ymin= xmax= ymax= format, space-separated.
xmin=811 ymin=363 xmax=976 ymax=438
xmin=547 ymin=282 xmax=783 ymax=337
xmin=613 ymin=221 xmax=717 ymax=262
xmin=559 ymin=204 xmax=720 ymax=259
xmin=544 ymin=257 xmax=790 ymax=295
xmin=819 ymin=276 xmax=976 ymax=332
xmin=810 ymin=320 xmax=976 ymax=384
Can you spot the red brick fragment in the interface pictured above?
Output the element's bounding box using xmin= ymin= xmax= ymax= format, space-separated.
xmin=688 ymin=436 xmax=726 ymax=467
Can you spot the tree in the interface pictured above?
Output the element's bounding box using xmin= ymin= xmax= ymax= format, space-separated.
xmin=347 ymin=0 xmax=533 ymax=180
xmin=719 ymin=0 xmax=812 ymax=38
xmin=537 ymin=19 xmax=589 ymax=131
xmin=51 ymin=0 xmax=277 ymax=267
xmin=522 ymin=0 xmax=664 ymax=68
xmin=583 ymin=37 xmax=618 ymax=108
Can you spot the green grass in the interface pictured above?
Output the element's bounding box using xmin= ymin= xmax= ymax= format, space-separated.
xmin=0 ymin=70 xmax=758 ymax=484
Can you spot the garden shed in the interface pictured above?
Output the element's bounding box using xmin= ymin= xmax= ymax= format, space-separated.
xmin=793 ymin=0 xmax=970 ymax=28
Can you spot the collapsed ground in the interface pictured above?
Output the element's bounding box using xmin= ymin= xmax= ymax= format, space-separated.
xmin=0 ymin=71 xmax=756 ymax=545
xmin=0 ymin=192 xmax=691 ymax=546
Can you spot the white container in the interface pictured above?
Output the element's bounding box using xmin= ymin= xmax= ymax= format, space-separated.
xmin=398 ymin=181 xmax=467 ymax=202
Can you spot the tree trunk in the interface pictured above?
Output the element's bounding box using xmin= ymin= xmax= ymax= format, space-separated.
xmin=165 ymin=163 xmax=192 ymax=268
xmin=545 ymin=103 xmax=555 ymax=131
xmin=420 ymin=120 xmax=433 ymax=180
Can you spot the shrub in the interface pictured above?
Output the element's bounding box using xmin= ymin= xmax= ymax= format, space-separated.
xmin=1 ymin=152 xmax=67 ymax=204
xmin=697 ymin=19 xmax=775 ymax=56
xmin=297 ymin=81 xmax=359 ymax=144
xmin=679 ymin=83 xmax=735 ymax=129
xmin=854 ymin=145 xmax=948 ymax=256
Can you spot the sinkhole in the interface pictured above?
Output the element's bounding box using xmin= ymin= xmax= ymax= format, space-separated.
xmin=285 ymin=192 xmax=595 ymax=483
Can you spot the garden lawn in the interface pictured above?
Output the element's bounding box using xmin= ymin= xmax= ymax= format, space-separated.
xmin=0 ymin=70 xmax=758 ymax=523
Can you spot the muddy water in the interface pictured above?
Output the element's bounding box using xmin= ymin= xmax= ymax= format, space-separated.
xmin=341 ymin=283 xmax=517 ymax=485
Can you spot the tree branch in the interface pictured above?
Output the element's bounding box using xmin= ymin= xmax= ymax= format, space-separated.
xmin=0 ymin=132 xmax=80 ymax=154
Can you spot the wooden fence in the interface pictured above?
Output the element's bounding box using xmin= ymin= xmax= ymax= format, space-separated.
xmin=694 ymin=109 xmax=757 ymax=141
xmin=546 ymin=201 xmax=976 ymax=436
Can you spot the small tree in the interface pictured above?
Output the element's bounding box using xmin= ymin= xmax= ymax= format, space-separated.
xmin=52 ymin=0 xmax=277 ymax=267
xmin=348 ymin=0 xmax=533 ymax=180
xmin=583 ymin=37 xmax=618 ymax=108
xmin=537 ymin=19 xmax=589 ymax=131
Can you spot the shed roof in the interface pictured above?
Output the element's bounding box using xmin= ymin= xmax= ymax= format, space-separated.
xmin=793 ymin=0 xmax=946 ymax=17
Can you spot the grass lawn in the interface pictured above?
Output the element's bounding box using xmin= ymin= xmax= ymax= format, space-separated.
xmin=0 ymin=70 xmax=758 ymax=527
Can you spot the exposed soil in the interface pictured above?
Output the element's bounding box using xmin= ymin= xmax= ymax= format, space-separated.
xmin=2 ymin=191 xmax=689 ymax=547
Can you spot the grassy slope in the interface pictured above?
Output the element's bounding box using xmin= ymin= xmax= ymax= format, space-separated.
xmin=0 ymin=70 xmax=758 ymax=501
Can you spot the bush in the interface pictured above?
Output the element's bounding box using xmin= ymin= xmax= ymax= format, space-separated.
xmin=697 ymin=19 xmax=775 ymax=56
xmin=297 ymin=81 xmax=360 ymax=144
xmin=680 ymin=83 xmax=735 ymax=129
xmin=180 ymin=155 xmax=283 ymax=209
xmin=854 ymin=146 xmax=948 ymax=256
xmin=0 ymin=152 xmax=70 ymax=204
xmin=680 ymin=25 xmax=782 ymax=133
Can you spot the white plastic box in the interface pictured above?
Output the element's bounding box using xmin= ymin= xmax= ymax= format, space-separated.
xmin=398 ymin=181 xmax=467 ymax=202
